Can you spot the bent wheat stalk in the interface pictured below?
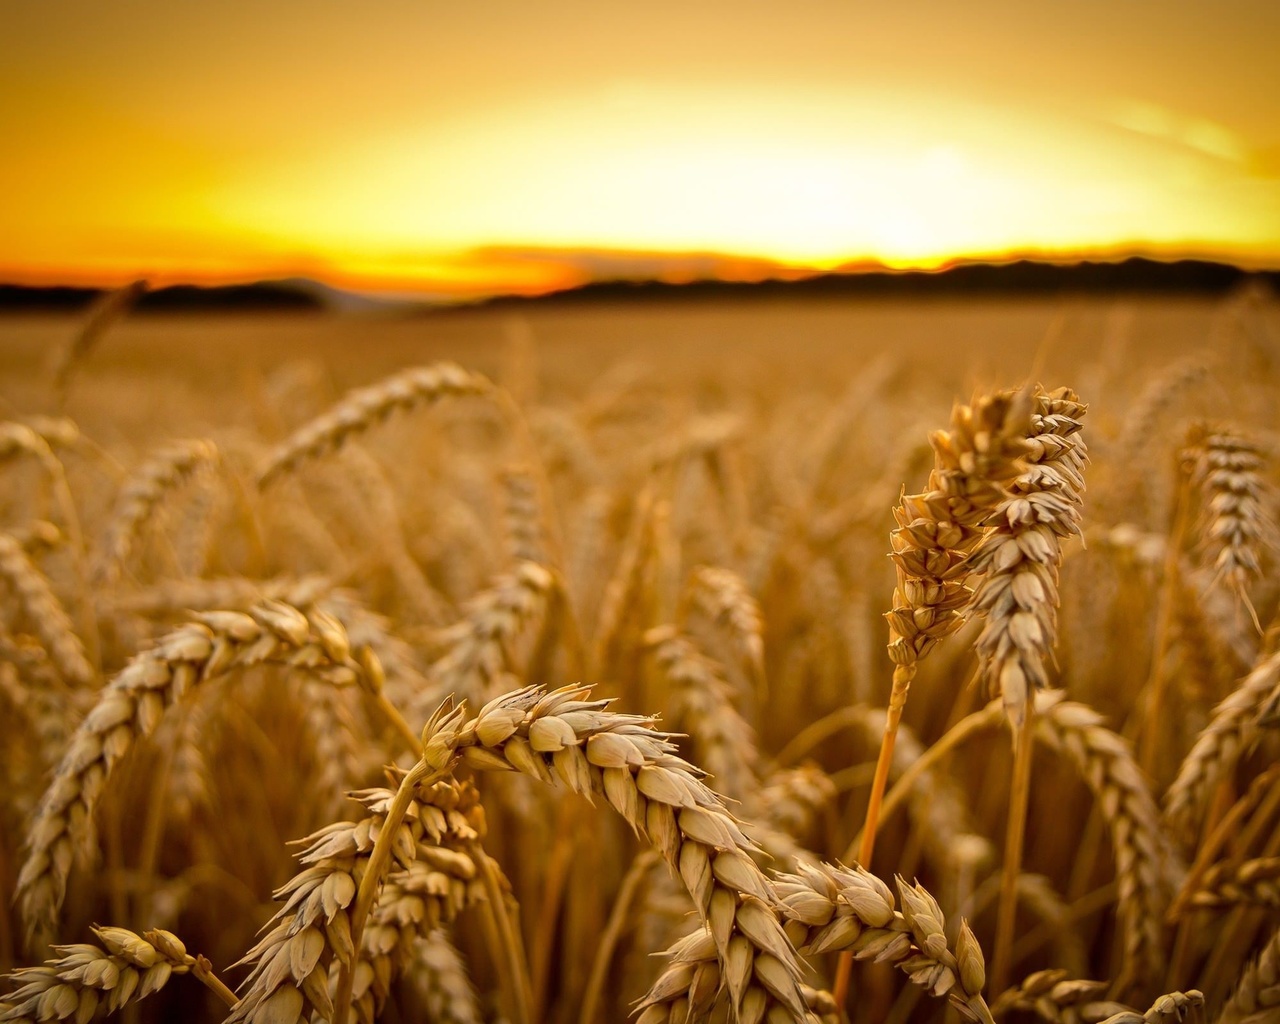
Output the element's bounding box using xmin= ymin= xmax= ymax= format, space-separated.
xmin=15 ymin=600 xmax=381 ymax=951
xmin=447 ymin=683 xmax=809 ymax=1022
xmin=257 ymin=362 xmax=495 ymax=487
xmin=837 ymin=391 xmax=1029 ymax=1006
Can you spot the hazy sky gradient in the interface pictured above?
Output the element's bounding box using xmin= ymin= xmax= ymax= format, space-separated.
xmin=3 ymin=1 xmax=1279 ymax=294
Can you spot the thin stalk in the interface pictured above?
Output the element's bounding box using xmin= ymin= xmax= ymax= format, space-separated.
xmin=468 ymin=838 xmax=533 ymax=1024
xmin=192 ymin=954 xmax=239 ymax=1008
xmin=1140 ymin=470 xmax=1190 ymax=776
xmin=579 ymin=849 xmax=660 ymax=1024
xmin=992 ymin=711 xmax=1036 ymax=993
xmin=844 ymin=702 xmax=999 ymax=862
xmin=530 ymin=798 xmax=578 ymax=1019
xmin=833 ymin=662 xmax=915 ymax=1007
xmin=371 ymin=690 xmax=421 ymax=753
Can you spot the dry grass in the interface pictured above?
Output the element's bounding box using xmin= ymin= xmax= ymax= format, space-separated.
xmin=1 ymin=290 xmax=1276 ymax=1023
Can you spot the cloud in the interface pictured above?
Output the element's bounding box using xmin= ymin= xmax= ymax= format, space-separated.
xmin=1108 ymin=97 xmax=1250 ymax=165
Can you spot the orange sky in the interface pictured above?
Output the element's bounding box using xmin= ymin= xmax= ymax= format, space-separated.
xmin=2 ymin=1 xmax=1279 ymax=298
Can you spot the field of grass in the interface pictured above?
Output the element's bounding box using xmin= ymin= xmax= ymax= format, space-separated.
xmin=0 ymin=288 xmax=1278 ymax=1024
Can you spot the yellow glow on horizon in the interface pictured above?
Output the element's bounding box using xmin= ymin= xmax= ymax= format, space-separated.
xmin=2 ymin=80 xmax=1278 ymax=295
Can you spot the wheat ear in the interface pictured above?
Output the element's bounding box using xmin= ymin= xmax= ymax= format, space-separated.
xmin=94 ymin=439 xmax=219 ymax=584
xmin=0 ymin=926 xmax=234 ymax=1022
xmin=445 ymin=683 xmax=809 ymax=1022
xmin=257 ymin=363 xmax=494 ymax=486
xmin=644 ymin=625 xmax=759 ymax=802
xmin=227 ymin=777 xmax=488 ymax=1024
xmin=1164 ymin=648 xmax=1280 ymax=848
xmin=1217 ymin=924 xmax=1280 ymax=1024
xmin=404 ymin=930 xmax=482 ymax=1024
xmin=640 ymin=865 xmax=995 ymax=1024
xmin=1184 ymin=425 xmax=1277 ymax=606
xmin=0 ymin=534 xmax=93 ymax=688
xmin=968 ymin=386 xmax=1086 ymax=988
xmin=1186 ymin=857 xmax=1280 ymax=910
xmin=15 ymin=600 xmax=378 ymax=950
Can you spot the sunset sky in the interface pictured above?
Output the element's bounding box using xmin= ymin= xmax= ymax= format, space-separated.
xmin=3 ymin=1 xmax=1279 ymax=297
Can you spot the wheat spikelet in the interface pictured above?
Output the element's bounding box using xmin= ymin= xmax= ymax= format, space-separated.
xmin=1183 ymin=426 xmax=1277 ymax=603
xmin=402 ymin=930 xmax=482 ymax=1024
xmin=969 ymin=387 xmax=1087 ymax=728
xmin=500 ymin=466 xmax=550 ymax=567
xmin=685 ymin=565 xmax=767 ymax=693
xmin=410 ymin=562 xmax=556 ymax=716
xmin=991 ymin=971 xmax=1136 ymax=1024
xmin=450 ymin=683 xmax=808 ymax=1021
xmin=641 ymin=864 xmax=994 ymax=1024
xmin=257 ymin=363 xmax=494 ymax=487
xmin=1187 ymin=857 xmax=1280 ymax=910
xmin=1033 ymin=694 xmax=1177 ymax=985
xmin=0 ymin=926 xmax=197 ymax=1022
xmin=16 ymin=417 xmax=80 ymax=452
xmin=10 ymin=522 xmax=64 ymax=557
xmin=95 ymin=439 xmax=219 ymax=584
xmin=15 ymin=599 xmax=372 ymax=950
xmin=644 ymin=625 xmax=759 ymax=802
xmin=0 ymin=534 xmax=93 ymax=687
xmin=1218 ymin=924 xmax=1280 ymax=1024
xmin=1164 ymin=648 xmax=1280 ymax=847
xmin=1098 ymin=990 xmax=1205 ymax=1024
xmin=228 ymin=780 xmax=489 ymax=1024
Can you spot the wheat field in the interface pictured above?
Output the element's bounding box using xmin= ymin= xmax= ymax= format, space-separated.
xmin=1 ymin=287 xmax=1278 ymax=1024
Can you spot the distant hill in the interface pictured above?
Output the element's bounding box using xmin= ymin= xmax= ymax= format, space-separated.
xmin=0 ymin=280 xmax=330 ymax=313
xmin=482 ymin=257 xmax=1280 ymax=308
xmin=2 ymin=258 xmax=1277 ymax=313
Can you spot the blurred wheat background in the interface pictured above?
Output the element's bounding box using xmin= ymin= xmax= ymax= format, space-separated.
xmin=0 ymin=283 xmax=1277 ymax=1024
